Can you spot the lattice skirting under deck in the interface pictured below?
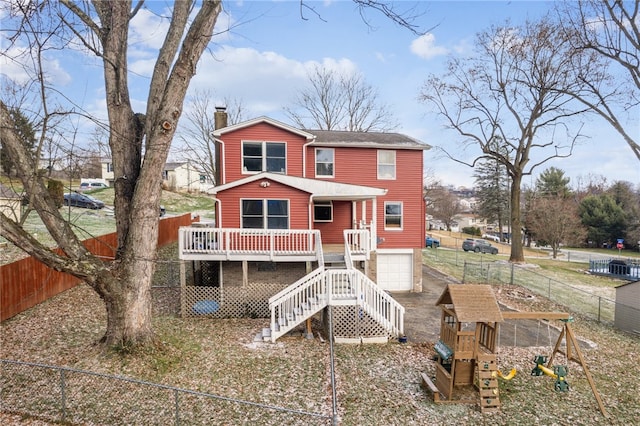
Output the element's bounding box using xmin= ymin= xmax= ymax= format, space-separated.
xmin=323 ymin=305 xmax=390 ymax=340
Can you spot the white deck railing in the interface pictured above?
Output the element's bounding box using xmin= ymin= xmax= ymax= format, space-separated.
xmin=179 ymin=227 xmax=322 ymax=261
xmin=344 ymin=229 xmax=370 ymax=260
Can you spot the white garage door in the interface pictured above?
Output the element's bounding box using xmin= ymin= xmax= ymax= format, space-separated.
xmin=377 ymin=252 xmax=413 ymax=291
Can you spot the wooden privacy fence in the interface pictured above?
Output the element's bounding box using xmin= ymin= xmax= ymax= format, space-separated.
xmin=0 ymin=213 xmax=196 ymax=322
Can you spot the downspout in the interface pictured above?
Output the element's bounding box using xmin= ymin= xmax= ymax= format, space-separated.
xmin=216 ymin=138 xmax=226 ymax=185
xmin=302 ymin=137 xmax=316 ymax=178
xmin=213 ymin=197 xmax=222 ymax=228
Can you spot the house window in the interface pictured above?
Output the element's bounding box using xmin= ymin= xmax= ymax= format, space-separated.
xmin=315 ymin=148 xmax=334 ymax=177
xmin=242 ymin=199 xmax=289 ymax=229
xmin=384 ymin=202 xmax=403 ymax=230
xmin=313 ymin=201 xmax=333 ymax=222
xmin=377 ymin=150 xmax=396 ymax=180
xmin=199 ymin=174 xmax=206 ymax=183
xmin=162 ymin=170 xmax=169 ymax=180
xmin=242 ymin=141 xmax=286 ymax=174
xmin=106 ymin=162 xmax=113 ymax=173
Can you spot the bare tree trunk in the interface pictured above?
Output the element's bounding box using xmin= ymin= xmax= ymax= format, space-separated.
xmin=509 ymin=174 xmax=525 ymax=263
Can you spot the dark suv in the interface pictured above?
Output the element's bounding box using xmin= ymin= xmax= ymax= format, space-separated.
xmin=462 ymin=238 xmax=498 ymax=254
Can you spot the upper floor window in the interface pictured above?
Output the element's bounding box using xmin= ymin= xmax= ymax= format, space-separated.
xmin=243 ymin=141 xmax=286 ymax=174
xmin=377 ymin=150 xmax=396 ymax=180
xmin=313 ymin=201 xmax=333 ymax=222
xmin=315 ymin=148 xmax=334 ymax=178
xmin=242 ymin=199 xmax=289 ymax=229
xmin=106 ymin=162 xmax=114 ymax=173
xmin=384 ymin=201 xmax=403 ymax=230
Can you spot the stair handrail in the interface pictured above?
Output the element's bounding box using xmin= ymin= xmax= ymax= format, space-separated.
xmin=269 ymin=267 xmax=328 ymax=341
xmin=353 ymin=270 xmax=405 ymax=337
xmin=268 ymin=266 xmax=325 ymax=306
xmin=343 ymin=237 xmax=354 ymax=270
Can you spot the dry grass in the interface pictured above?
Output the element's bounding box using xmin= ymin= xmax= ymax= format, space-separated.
xmin=2 ymin=273 xmax=639 ymax=425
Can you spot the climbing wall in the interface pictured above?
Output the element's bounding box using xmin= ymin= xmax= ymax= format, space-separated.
xmin=475 ymin=353 xmax=501 ymax=413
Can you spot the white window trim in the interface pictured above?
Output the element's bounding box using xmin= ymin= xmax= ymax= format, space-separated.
xmin=241 ymin=140 xmax=287 ymax=175
xmin=313 ymin=201 xmax=333 ymax=222
xmin=377 ymin=150 xmax=396 ymax=180
xmin=384 ymin=201 xmax=403 ymax=231
xmin=240 ymin=198 xmax=290 ymax=229
xmin=315 ymin=147 xmax=335 ymax=178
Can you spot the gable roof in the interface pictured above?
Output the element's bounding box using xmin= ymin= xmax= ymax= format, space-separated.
xmin=212 ymin=116 xmax=431 ymax=151
xmin=213 ymin=116 xmax=315 ymax=140
xmin=436 ymin=284 xmax=503 ymax=323
xmin=306 ymin=129 xmax=431 ymax=151
xmin=208 ymin=172 xmax=387 ymax=200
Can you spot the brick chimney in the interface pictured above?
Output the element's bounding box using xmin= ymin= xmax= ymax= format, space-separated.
xmin=214 ymin=106 xmax=228 ymax=130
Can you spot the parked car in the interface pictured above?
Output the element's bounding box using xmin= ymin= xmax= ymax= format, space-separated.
xmin=482 ymin=233 xmax=500 ymax=243
xmin=79 ymin=182 xmax=108 ymax=191
xmin=462 ymin=238 xmax=498 ymax=254
xmin=425 ymin=236 xmax=440 ymax=248
xmin=63 ymin=193 xmax=105 ymax=209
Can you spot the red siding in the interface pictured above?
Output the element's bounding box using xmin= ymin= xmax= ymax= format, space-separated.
xmin=314 ymin=201 xmax=352 ymax=244
xmin=217 ymin=179 xmax=312 ymax=230
xmin=217 ymin=122 xmax=426 ymax=250
xmin=220 ymin=123 xmax=308 ymax=184
xmin=305 ymin=146 xmax=426 ymax=249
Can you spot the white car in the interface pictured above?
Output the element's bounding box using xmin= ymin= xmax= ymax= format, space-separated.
xmin=482 ymin=234 xmax=500 ymax=243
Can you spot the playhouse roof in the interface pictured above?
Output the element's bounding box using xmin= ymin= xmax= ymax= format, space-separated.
xmin=435 ymin=284 xmax=503 ymax=323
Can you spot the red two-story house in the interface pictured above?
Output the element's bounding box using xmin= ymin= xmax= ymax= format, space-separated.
xmin=178 ymin=108 xmax=430 ymax=343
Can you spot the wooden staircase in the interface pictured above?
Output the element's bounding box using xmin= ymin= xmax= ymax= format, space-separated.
xmin=475 ymin=353 xmax=501 ymax=413
xmin=257 ymin=266 xmax=404 ymax=343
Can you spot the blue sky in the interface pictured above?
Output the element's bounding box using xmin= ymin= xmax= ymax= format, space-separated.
xmin=2 ymin=1 xmax=638 ymax=189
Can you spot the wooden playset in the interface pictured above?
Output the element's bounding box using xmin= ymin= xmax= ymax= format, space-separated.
xmin=420 ymin=284 xmax=606 ymax=416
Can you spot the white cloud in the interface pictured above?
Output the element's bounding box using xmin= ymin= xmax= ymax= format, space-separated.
xmin=410 ymin=33 xmax=449 ymax=59
xmin=187 ymin=45 xmax=358 ymax=119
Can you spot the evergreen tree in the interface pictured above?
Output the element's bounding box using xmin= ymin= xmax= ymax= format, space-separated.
xmin=536 ymin=167 xmax=571 ymax=197
xmin=473 ymin=145 xmax=510 ymax=241
xmin=579 ymin=194 xmax=627 ymax=246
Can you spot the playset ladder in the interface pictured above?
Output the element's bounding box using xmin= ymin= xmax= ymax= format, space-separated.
xmin=476 ymin=353 xmax=500 ymax=413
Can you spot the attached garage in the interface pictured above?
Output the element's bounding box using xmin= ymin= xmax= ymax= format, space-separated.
xmin=376 ymin=250 xmax=414 ymax=291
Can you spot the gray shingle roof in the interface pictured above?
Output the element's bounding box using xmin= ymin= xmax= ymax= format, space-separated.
xmin=305 ymin=130 xmax=431 ymax=150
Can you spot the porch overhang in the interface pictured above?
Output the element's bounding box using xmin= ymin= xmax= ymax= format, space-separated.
xmin=207 ymin=172 xmax=387 ymax=200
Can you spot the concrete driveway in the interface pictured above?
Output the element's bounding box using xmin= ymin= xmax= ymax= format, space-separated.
xmin=389 ymin=265 xmax=459 ymax=343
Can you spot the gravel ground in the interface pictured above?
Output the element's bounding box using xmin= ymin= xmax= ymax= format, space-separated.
xmin=1 ymin=272 xmax=639 ymax=425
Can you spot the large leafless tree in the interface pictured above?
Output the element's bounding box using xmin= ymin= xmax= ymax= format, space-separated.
xmin=1 ymin=0 xmax=222 ymax=348
xmin=285 ymin=65 xmax=399 ymax=132
xmin=420 ymin=18 xmax=596 ymax=262
xmin=0 ymin=0 xmax=425 ymax=349
xmin=557 ymin=0 xmax=640 ymax=161
xmin=176 ymin=90 xmax=244 ymax=186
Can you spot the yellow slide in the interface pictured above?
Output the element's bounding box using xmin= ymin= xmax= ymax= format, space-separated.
xmin=492 ymin=369 xmax=517 ymax=380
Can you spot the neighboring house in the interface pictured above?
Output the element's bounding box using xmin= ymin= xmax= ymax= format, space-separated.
xmin=100 ymin=159 xmax=213 ymax=192
xmin=178 ymin=112 xmax=431 ymax=343
xmin=101 ymin=159 xmax=115 ymax=186
xmin=615 ymin=280 xmax=640 ymax=336
xmin=0 ymin=183 xmax=22 ymax=222
xmin=454 ymin=213 xmax=490 ymax=231
xmin=163 ymin=162 xmax=212 ymax=192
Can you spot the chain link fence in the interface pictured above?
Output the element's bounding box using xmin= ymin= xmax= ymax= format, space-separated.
xmin=461 ymin=260 xmax=631 ymax=325
xmin=0 ymin=359 xmax=332 ymax=425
